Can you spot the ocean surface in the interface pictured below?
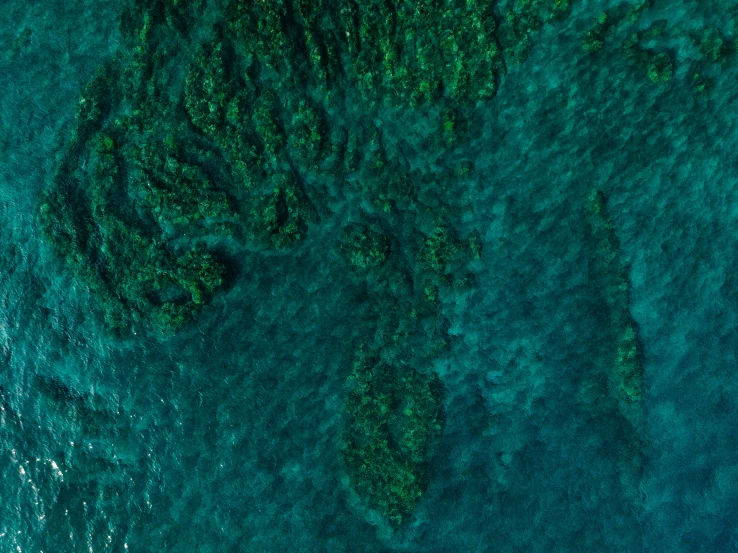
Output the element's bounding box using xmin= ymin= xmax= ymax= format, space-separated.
xmin=2 ymin=0 xmax=738 ymax=551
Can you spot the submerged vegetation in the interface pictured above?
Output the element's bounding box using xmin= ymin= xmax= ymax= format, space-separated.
xmin=342 ymin=349 xmax=442 ymax=526
xmin=585 ymin=189 xmax=644 ymax=431
xmin=39 ymin=0 xmax=572 ymax=336
xmin=41 ymin=0 xmax=685 ymax=528
xmin=41 ymin=0 xmax=538 ymax=522
xmin=582 ymin=0 xmax=738 ymax=93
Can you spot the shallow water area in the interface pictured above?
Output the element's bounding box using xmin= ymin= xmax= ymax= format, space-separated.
xmin=2 ymin=0 xmax=738 ymax=552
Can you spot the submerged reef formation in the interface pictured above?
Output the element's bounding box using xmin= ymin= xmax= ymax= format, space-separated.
xmin=38 ymin=23 xmax=234 ymax=334
xmin=38 ymin=0 xmax=579 ymax=527
xmin=336 ymin=205 xmax=480 ymax=525
xmin=582 ymin=0 xmax=738 ymax=93
xmin=38 ymin=0 xmax=570 ymax=334
xmin=342 ymin=348 xmax=443 ymax=526
xmin=584 ymin=188 xmax=645 ymax=492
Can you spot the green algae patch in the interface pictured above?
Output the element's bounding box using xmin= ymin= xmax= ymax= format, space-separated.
xmin=416 ymin=221 xmax=480 ymax=306
xmin=38 ymin=1 xmax=319 ymax=335
xmin=340 ymin=224 xmax=391 ymax=272
xmin=341 ymin=348 xmax=442 ymax=527
xmin=495 ymin=0 xmax=576 ymax=63
xmin=36 ymin=0 xmax=576 ymax=529
xmin=334 ymin=208 xmax=480 ymax=526
xmin=584 ymin=189 xmax=644 ymax=428
xmin=251 ymin=172 xmax=314 ymax=249
xmin=622 ymin=33 xmax=674 ymax=84
xmin=583 ymin=12 xmax=612 ymax=53
xmin=223 ymin=0 xmax=578 ymax=108
xmin=39 ymin=0 xmax=580 ymax=336
xmin=582 ymin=2 xmax=738 ymax=96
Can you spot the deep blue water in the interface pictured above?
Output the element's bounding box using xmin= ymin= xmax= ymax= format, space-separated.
xmin=3 ymin=0 xmax=738 ymax=551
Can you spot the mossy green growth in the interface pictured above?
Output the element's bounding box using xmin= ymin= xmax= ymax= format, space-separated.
xmin=39 ymin=2 xmax=239 ymax=335
xmin=43 ymin=0 xmax=507 ymax=346
xmin=342 ymin=347 xmax=442 ymax=526
xmin=439 ymin=108 xmax=471 ymax=148
xmin=184 ymin=40 xmax=233 ymax=139
xmin=213 ymin=0 xmax=578 ymax=109
xmin=624 ymin=0 xmax=651 ymax=24
xmin=340 ymin=224 xmax=391 ymax=271
xmin=252 ymin=172 xmax=310 ymax=249
xmin=622 ymin=33 xmax=673 ymax=84
xmin=597 ymin=2 xmax=738 ymax=94
xmin=230 ymin=0 xmax=521 ymax=107
xmin=691 ymin=71 xmax=713 ymax=95
xmin=696 ymin=27 xmax=733 ymax=65
xmin=421 ymin=223 xmax=467 ymax=274
xmin=413 ymin=221 xmax=479 ymax=307
xmin=584 ymin=189 xmax=644 ymax=425
xmin=288 ymin=101 xmax=326 ymax=168
xmin=646 ymin=52 xmax=674 ymax=84
xmin=496 ymin=0 xmax=572 ymax=64
xmin=184 ymin=39 xmax=262 ymax=188
xmin=373 ymin=171 xmax=417 ymax=214
xmin=583 ymin=12 xmax=611 ymax=53
xmin=227 ymin=0 xmax=290 ymax=73
xmin=550 ymin=0 xmax=573 ymax=19
xmin=121 ymin=0 xmax=205 ymax=39
xmin=252 ymin=89 xmax=286 ymax=165
xmin=39 ymin=132 xmax=228 ymax=334
xmin=497 ymin=9 xmax=537 ymax=64
xmin=134 ymin=136 xmax=233 ymax=227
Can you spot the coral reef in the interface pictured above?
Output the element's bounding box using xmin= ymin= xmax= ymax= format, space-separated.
xmin=584 ymin=189 xmax=644 ymax=430
xmin=39 ymin=0 xmax=574 ymax=525
xmin=582 ymin=0 xmax=738 ymax=95
xmin=342 ymin=348 xmax=442 ymax=526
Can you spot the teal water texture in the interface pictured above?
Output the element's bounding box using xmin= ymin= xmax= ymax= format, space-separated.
xmin=2 ymin=0 xmax=738 ymax=551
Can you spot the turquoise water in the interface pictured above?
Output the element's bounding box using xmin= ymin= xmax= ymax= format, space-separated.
xmin=3 ymin=0 xmax=738 ymax=551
